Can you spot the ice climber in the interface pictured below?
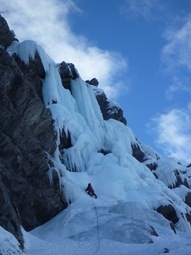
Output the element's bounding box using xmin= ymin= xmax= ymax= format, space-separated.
xmin=85 ymin=183 xmax=97 ymax=198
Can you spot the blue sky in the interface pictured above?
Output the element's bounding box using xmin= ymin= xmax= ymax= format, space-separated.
xmin=2 ymin=0 xmax=191 ymax=163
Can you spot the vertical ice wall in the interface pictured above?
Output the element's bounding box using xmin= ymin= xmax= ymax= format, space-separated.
xmin=7 ymin=39 xmax=137 ymax=174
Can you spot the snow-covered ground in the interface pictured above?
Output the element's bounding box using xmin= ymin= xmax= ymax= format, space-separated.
xmin=2 ymin=197 xmax=191 ymax=255
xmin=26 ymin=194 xmax=191 ymax=255
xmin=25 ymin=163 xmax=191 ymax=255
xmin=4 ymin=40 xmax=191 ymax=255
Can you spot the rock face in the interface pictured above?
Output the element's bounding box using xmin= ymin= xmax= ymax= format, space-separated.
xmin=96 ymin=91 xmax=127 ymax=125
xmin=0 ymin=15 xmax=17 ymax=49
xmin=90 ymin=84 xmax=127 ymax=125
xmin=0 ymin=15 xmax=68 ymax=249
xmin=156 ymin=205 xmax=179 ymax=225
xmin=59 ymin=61 xmax=79 ymax=91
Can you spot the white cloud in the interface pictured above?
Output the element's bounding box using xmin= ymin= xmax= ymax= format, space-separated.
xmin=162 ymin=17 xmax=191 ymax=72
xmin=152 ymin=15 xmax=191 ymax=163
xmin=1 ymin=0 xmax=127 ymax=98
xmin=165 ymin=76 xmax=191 ymax=100
xmin=121 ymin=0 xmax=163 ymax=20
xmin=161 ymin=17 xmax=191 ymax=99
xmin=152 ymin=107 xmax=191 ymax=163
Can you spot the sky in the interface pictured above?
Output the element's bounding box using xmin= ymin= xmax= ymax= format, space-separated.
xmin=1 ymin=0 xmax=191 ymax=163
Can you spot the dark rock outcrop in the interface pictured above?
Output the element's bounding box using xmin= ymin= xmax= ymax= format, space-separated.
xmin=59 ymin=61 xmax=79 ymax=91
xmin=186 ymin=212 xmax=191 ymax=224
xmin=132 ymin=143 xmax=145 ymax=163
xmin=156 ymin=204 xmax=179 ymax=230
xmin=0 ymin=168 xmax=24 ymax=249
xmin=0 ymin=16 xmax=68 ymax=247
xmin=131 ymin=141 xmax=160 ymax=172
xmin=172 ymin=170 xmax=189 ymax=189
xmin=93 ymin=87 xmax=127 ymax=125
xmin=146 ymin=162 xmax=158 ymax=172
xmin=59 ymin=130 xmax=72 ymax=152
xmin=0 ymin=15 xmax=17 ymax=49
xmin=185 ymin=192 xmax=191 ymax=207
xmin=86 ymin=78 xmax=99 ymax=86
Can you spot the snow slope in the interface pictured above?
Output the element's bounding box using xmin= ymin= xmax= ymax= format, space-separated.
xmin=5 ymin=40 xmax=191 ymax=255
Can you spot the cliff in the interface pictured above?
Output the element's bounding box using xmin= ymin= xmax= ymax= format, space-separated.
xmin=1 ymin=15 xmax=191 ymax=254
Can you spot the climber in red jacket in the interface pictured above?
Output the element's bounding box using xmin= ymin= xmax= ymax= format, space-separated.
xmin=85 ymin=183 xmax=97 ymax=198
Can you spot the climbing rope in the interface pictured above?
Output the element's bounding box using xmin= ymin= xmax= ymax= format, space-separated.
xmin=91 ymin=197 xmax=100 ymax=255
